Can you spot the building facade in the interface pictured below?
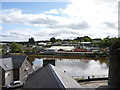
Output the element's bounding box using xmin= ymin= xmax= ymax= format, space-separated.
xmin=0 ymin=55 xmax=34 ymax=88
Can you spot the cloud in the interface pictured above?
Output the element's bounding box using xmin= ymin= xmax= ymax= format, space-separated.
xmin=1 ymin=9 xmax=58 ymax=26
xmin=1 ymin=8 xmax=91 ymax=30
xmin=103 ymin=22 xmax=117 ymax=29
xmin=96 ymin=0 xmax=119 ymax=3
xmin=1 ymin=0 xmax=119 ymax=41
xmin=1 ymin=28 xmax=33 ymax=41
xmin=44 ymin=9 xmax=62 ymax=15
xmin=66 ymin=22 xmax=90 ymax=29
xmin=0 ymin=26 xmax=2 ymax=30
xmin=2 ymin=26 xmax=117 ymax=41
xmin=47 ymin=21 xmax=90 ymax=29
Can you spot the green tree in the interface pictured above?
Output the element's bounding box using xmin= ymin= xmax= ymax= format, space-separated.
xmin=10 ymin=42 xmax=23 ymax=53
xmin=50 ymin=37 xmax=56 ymax=43
xmin=56 ymin=39 xmax=62 ymax=42
xmin=29 ymin=37 xmax=35 ymax=44
xmin=97 ymin=36 xmax=119 ymax=48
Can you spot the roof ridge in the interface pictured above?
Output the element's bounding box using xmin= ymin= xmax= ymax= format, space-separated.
xmin=43 ymin=64 xmax=65 ymax=88
xmin=51 ymin=64 xmax=81 ymax=88
xmin=24 ymin=64 xmax=81 ymax=88
xmin=49 ymin=64 xmax=66 ymax=88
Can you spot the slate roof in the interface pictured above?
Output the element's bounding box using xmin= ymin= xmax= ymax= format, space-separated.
xmin=1 ymin=55 xmax=28 ymax=69
xmin=24 ymin=64 xmax=81 ymax=88
xmin=0 ymin=57 xmax=13 ymax=71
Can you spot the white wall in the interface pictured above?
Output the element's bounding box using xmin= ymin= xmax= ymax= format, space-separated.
xmin=0 ymin=67 xmax=3 ymax=88
xmin=5 ymin=70 xmax=13 ymax=86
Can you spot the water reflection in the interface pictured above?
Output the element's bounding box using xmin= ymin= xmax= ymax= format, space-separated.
xmin=32 ymin=58 xmax=43 ymax=70
xmin=32 ymin=58 xmax=108 ymax=77
xmin=56 ymin=59 xmax=108 ymax=77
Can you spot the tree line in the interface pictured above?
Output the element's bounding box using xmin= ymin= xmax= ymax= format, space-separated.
xmin=1 ymin=36 xmax=120 ymax=53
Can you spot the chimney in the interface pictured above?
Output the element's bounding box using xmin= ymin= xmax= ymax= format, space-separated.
xmin=108 ymin=42 xmax=120 ymax=88
xmin=43 ymin=59 xmax=55 ymax=67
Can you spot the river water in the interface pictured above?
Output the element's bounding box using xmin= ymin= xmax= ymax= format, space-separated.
xmin=32 ymin=57 xmax=109 ymax=78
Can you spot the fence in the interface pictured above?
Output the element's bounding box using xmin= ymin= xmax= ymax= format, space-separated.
xmin=72 ymin=75 xmax=108 ymax=80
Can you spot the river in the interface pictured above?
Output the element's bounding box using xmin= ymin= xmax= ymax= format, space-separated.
xmin=30 ymin=56 xmax=109 ymax=78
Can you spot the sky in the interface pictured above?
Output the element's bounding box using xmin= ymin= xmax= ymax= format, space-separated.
xmin=0 ymin=0 xmax=119 ymax=41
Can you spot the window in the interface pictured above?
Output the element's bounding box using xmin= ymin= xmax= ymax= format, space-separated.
xmin=4 ymin=64 xmax=9 ymax=68
xmin=12 ymin=82 xmax=20 ymax=85
xmin=25 ymin=63 xmax=28 ymax=66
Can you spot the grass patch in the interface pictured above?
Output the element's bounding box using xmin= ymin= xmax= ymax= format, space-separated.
xmin=9 ymin=53 xmax=25 ymax=55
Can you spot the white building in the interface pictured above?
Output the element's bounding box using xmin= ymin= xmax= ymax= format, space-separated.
xmin=81 ymin=42 xmax=91 ymax=45
xmin=45 ymin=48 xmax=57 ymax=52
xmin=46 ymin=46 xmax=75 ymax=52
xmin=37 ymin=43 xmax=47 ymax=46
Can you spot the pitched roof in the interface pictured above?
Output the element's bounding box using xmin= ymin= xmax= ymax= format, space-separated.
xmin=24 ymin=64 xmax=81 ymax=88
xmin=1 ymin=55 xmax=27 ymax=69
xmin=0 ymin=57 xmax=13 ymax=71
xmin=74 ymin=48 xmax=88 ymax=52
xmin=50 ymin=46 xmax=75 ymax=51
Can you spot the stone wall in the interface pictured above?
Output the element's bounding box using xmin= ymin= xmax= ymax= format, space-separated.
xmin=20 ymin=58 xmax=34 ymax=83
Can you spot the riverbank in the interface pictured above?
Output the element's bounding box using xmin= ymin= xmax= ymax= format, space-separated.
xmin=39 ymin=51 xmax=108 ymax=57
xmin=7 ymin=51 xmax=109 ymax=58
xmin=5 ymin=52 xmax=109 ymax=61
xmin=79 ymin=80 xmax=108 ymax=88
xmin=27 ymin=54 xmax=109 ymax=61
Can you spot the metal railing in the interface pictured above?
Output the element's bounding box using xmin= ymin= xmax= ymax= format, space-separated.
xmin=72 ymin=75 xmax=108 ymax=80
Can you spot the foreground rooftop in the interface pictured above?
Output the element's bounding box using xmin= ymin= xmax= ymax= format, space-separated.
xmin=24 ymin=64 xmax=81 ymax=88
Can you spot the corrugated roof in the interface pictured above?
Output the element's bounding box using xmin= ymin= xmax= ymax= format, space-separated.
xmin=24 ymin=64 xmax=81 ymax=88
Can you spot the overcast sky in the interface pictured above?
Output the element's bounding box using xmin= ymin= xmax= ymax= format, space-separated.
xmin=0 ymin=0 xmax=119 ymax=41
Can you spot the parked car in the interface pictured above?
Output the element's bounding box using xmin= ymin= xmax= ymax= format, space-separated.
xmin=6 ymin=81 xmax=24 ymax=89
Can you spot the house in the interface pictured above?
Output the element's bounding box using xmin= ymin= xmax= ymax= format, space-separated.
xmin=0 ymin=55 xmax=34 ymax=88
xmin=37 ymin=42 xmax=47 ymax=46
xmin=45 ymin=48 xmax=57 ymax=52
xmin=80 ymin=42 xmax=91 ymax=46
xmin=24 ymin=64 xmax=81 ymax=88
xmin=74 ymin=48 xmax=89 ymax=52
xmin=0 ymin=43 xmax=6 ymax=45
xmin=0 ymin=66 xmax=5 ymax=89
xmin=0 ymin=57 xmax=13 ymax=87
xmin=23 ymin=47 xmax=33 ymax=52
xmin=32 ymin=46 xmax=44 ymax=52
